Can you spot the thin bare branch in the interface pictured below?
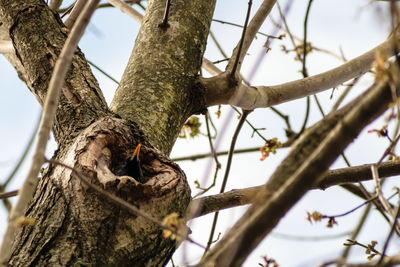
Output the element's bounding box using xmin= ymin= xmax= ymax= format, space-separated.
xmin=229 ymin=0 xmax=252 ymax=79
xmin=190 ymin=161 xmax=400 ymax=218
xmin=203 ymin=110 xmax=251 ymax=254
xmin=158 ymin=0 xmax=172 ymax=29
xmin=202 ymin=32 xmax=399 ymax=109
xmin=379 ymin=204 xmax=400 ymax=265
xmin=339 ymin=204 xmax=372 ymax=263
xmin=226 ymin=0 xmax=277 ymax=74
xmin=371 ymin=164 xmax=396 ymax=217
xmin=0 ymin=190 xmax=18 ymax=200
xmin=172 ymin=146 xmax=261 ymax=162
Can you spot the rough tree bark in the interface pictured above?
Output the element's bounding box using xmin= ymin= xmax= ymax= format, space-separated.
xmin=0 ymin=0 xmax=215 ymax=265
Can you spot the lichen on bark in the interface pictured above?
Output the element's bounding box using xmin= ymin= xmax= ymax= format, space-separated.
xmin=111 ymin=0 xmax=216 ymax=154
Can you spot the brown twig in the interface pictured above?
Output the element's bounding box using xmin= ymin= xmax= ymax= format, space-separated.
xmin=339 ymin=203 xmax=372 ymax=263
xmin=0 ymin=190 xmax=18 ymax=200
xmin=192 ymin=112 xmax=221 ymax=198
xmin=378 ymin=204 xmax=400 ymax=265
xmin=172 ymin=146 xmax=263 ymax=162
xmin=202 ymin=110 xmax=251 ymax=255
xmin=158 ymin=0 xmax=172 ymax=29
xmin=226 ymin=0 xmax=277 ymax=75
xmin=230 ymin=0 xmax=252 ymax=80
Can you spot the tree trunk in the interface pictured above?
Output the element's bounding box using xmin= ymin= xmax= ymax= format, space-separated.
xmin=9 ymin=117 xmax=191 ymax=266
xmin=0 ymin=0 xmax=215 ymax=265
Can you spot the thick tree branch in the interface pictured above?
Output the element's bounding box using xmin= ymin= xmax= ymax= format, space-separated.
xmin=198 ymin=65 xmax=399 ymax=266
xmin=190 ymin=161 xmax=400 ymax=218
xmin=202 ymin=30 xmax=399 ymax=109
xmin=0 ymin=0 xmax=108 ymax=145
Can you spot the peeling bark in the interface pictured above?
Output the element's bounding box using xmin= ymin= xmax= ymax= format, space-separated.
xmin=9 ymin=117 xmax=190 ymax=266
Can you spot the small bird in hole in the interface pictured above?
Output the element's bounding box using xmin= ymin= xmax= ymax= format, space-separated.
xmin=125 ymin=144 xmax=145 ymax=183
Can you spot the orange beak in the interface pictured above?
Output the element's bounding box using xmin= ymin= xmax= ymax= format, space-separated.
xmin=131 ymin=144 xmax=141 ymax=160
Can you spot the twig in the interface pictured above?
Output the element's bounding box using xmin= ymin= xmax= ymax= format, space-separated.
xmin=298 ymin=0 xmax=314 ymax=134
xmin=87 ymin=59 xmax=119 ymax=84
xmin=269 ymin=106 xmax=294 ymax=136
xmin=92 ymin=0 xmax=142 ymax=11
xmin=193 ymin=166 xmax=220 ymax=199
xmin=0 ymin=116 xmax=39 ymax=212
xmin=202 ymin=110 xmax=251 ymax=255
xmin=270 ymin=14 xmax=345 ymax=62
xmin=192 ymin=112 xmax=222 ymax=198
xmin=345 ymin=239 xmax=383 ymax=256
xmin=299 ymin=96 xmax=310 ymax=134
xmin=220 ymin=111 xmax=251 ymax=194
xmin=231 ymin=106 xmax=267 ymax=141
xmin=302 ymin=0 xmax=313 ymax=77
xmin=271 ymin=231 xmax=352 ymax=241
xmin=205 ymin=111 xmax=221 ymax=168
xmin=371 ymin=164 xmax=398 ymax=224
xmin=172 ymin=146 xmax=262 ymax=162
xmin=0 ymin=1 xmax=101 ymax=264
xmin=158 ymin=0 xmax=172 ymax=29
xmin=60 ymin=3 xmax=75 ymax=19
xmin=379 ymin=133 xmax=400 ymax=163
xmin=226 ymin=0 xmax=278 ymax=75
xmin=212 ymin=19 xmax=280 ymax=39
xmin=0 ymin=190 xmax=18 ymax=200
xmin=339 ymin=204 xmax=372 ymax=263
xmin=323 ymin=196 xmax=378 ymax=219
xmin=378 ymin=204 xmax=400 ymax=265
xmin=276 ymin=1 xmax=300 ymax=61
xmin=313 ymin=94 xmax=325 ymax=116
xmin=230 ymin=0 xmax=252 ymax=79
